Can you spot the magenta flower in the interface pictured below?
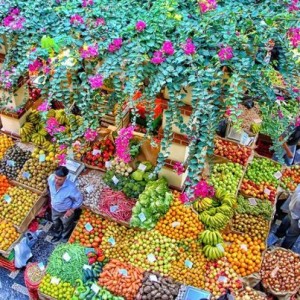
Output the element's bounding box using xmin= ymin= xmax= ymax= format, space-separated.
xmin=198 ymin=0 xmax=217 ymax=13
xmin=95 ymin=18 xmax=105 ymax=26
xmin=183 ymin=38 xmax=196 ymax=55
xmin=225 ymin=108 xmax=232 ymax=116
xmin=108 ymin=38 xmax=123 ymax=53
xmin=84 ymin=128 xmax=98 ymax=141
xmin=135 ymin=20 xmax=146 ymax=32
xmin=151 ymin=50 xmax=165 ymax=64
xmin=287 ymin=27 xmax=300 ymax=48
xmin=57 ymin=153 xmax=67 ymax=166
xmin=59 ymin=144 xmax=67 ymax=150
xmin=277 ymin=96 xmax=285 ymax=101
xmin=37 ymin=101 xmax=50 ymax=112
xmin=218 ymin=46 xmax=234 ymax=61
xmin=288 ymin=0 xmax=299 ymax=11
xmin=173 ymin=162 xmax=185 ymax=175
xmin=88 ymin=74 xmax=103 ymax=89
xmin=292 ymin=87 xmax=300 ymax=93
xmin=278 ymin=110 xmax=284 ymax=119
xmin=45 ymin=117 xmax=60 ymax=136
xmin=5 ymin=82 xmax=12 ymax=89
xmin=194 ymin=180 xmax=215 ymax=198
xmin=82 ymin=0 xmax=93 ymax=7
xmin=80 ymin=44 xmax=98 ymax=59
xmin=2 ymin=8 xmax=25 ymax=30
xmin=162 ymin=40 xmax=175 ymax=55
xmin=179 ymin=192 xmax=189 ymax=204
xmin=295 ymin=117 xmax=300 ymax=127
xmin=70 ymin=14 xmax=84 ymax=25
xmin=28 ymin=59 xmax=42 ymax=73
xmin=115 ymin=125 xmax=135 ymax=163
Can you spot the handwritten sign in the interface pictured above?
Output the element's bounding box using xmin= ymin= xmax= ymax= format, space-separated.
xmin=138 ymin=212 xmax=146 ymax=222
xmin=248 ymin=198 xmax=257 ymax=206
xmin=62 ymin=252 xmax=71 ymax=262
xmin=274 ymin=171 xmax=282 ymax=180
xmin=147 ymin=254 xmax=156 ymax=263
xmin=92 ymin=149 xmax=101 ymax=156
xmin=109 ymin=205 xmax=119 ymax=213
xmin=6 ymin=160 xmax=15 ymax=167
xmin=149 ymin=275 xmax=158 ymax=282
xmin=84 ymin=223 xmax=93 ymax=232
xmin=216 ymin=243 xmax=224 ymax=252
xmin=39 ymin=154 xmax=46 ymax=162
xmin=91 ymin=283 xmax=100 ymax=294
xmin=171 ymin=221 xmax=180 ymax=228
xmin=105 ymin=161 xmax=112 ymax=168
xmin=51 ymin=277 xmax=60 ymax=285
xmin=119 ymin=269 xmax=128 ymax=276
xmin=85 ymin=185 xmax=94 ymax=193
xmin=108 ymin=237 xmax=116 ymax=246
xmin=22 ymin=172 xmax=31 ymax=179
xmin=138 ymin=163 xmax=147 ymax=171
xmin=83 ymin=264 xmax=92 ymax=270
xmin=112 ymin=176 xmax=119 ymax=185
xmin=3 ymin=194 xmax=11 ymax=204
xmin=38 ymin=262 xmax=45 ymax=271
xmin=185 ymin=259 xmax=193 ymax=269
xmin=264 ymin=188 xmax=271 ymax=196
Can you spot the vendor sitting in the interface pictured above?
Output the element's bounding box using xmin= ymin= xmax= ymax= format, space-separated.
xmin=48 ymin=166 xmax=83 ymax=243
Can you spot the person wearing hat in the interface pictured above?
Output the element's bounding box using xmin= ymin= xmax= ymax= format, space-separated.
xmin=48 ymin=166 xmax=83 ymax=243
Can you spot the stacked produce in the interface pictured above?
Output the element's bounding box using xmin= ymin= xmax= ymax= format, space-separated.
xmin=109 ymin=157 xmax=133 ymax=177
xmin=73 ymin=280 xmax=124 ymax=300
xmin=136 ymin=271 xmax=181 ymax=300
xmin=224 ymin=233 xmax=265 ymax=277
xmin=209 ymin=162 xmax=244 ymax=195
xmin=82 ymin=137 xmax=115 ymax=169
xmin=0 ymin=146 xmax=31 ymax=179
xmin=98 ymin=188 xmax=136 ymax=223
xmin=234 ymin=287 xmax=267 ymax=300
xmin=128 ymin=230 xmax=178 ymax=274
xmin=237 ymin=102 xmax=261 ymax=133
xmin=198 ymin=230 xmax=225 ymax=260
xmin=16 ymin=157 xmax=57 ymax=191
xmin=31 ymin=148 xmax=56 ymax=162
xmin=169 ymin=241 xmax=206 ymax=288
xmin=0 ymin=220 xmax=20 ymax=251
xmin=236 ymin=195 xmax=273 ymax=220
xmin=204 ymin=258 xmax=243 ymax=299
xmin=0 ymin=134 xmax=14 ymax=159
xmin=76 ymin=170 xmax=106 ymax=211
xmin=68 ymin=209 xmax=107 ymax=248
xmin=99 ymin=259 xmax=143 ymax=300
xmin=39 ymin=274 xmax=75 ymax=300
xmin=46 ymin=243 xmax=88 ymax=286
xmin=214 ymin=138 xmax=252 ymax=166
xmin=280 ymin=165 xmax=300 ymax=191
xmin=130 ymin=178 xmax=173 ymax=230
xmin=0 ymin=186 xmax=38 ymax=226
xmin=0 ymin=175 xmax=11 ymax=197
xmin=231 ymin=214 xmax=270 ymax=240
xmin=241 ymin=157 xmax=281 ymax=202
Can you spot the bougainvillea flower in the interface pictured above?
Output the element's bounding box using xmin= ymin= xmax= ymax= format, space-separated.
xmin=88 ymin=74 xmax=103 ymax=89
xmin=151 ymin=50 xmax=165 ymax=64
xmin=218 ymin=46 xmax=234 ymax=61
xmin=135 ymin=20 xmax=146 ymax=32
xmin=288 ymin=0 xmax=299 ymax=12
xmin=295 ymin=117 xmax=300 ymax=127
xmin=3 ymin=8 xmax=25 ymax=30
xmin=70 ymin=14 xmax=84 ymax=25
xmin=173 ymin=161 xmax=185 ymax=175
xmin=95 ymin=18 xmax=105 ymax=26
xmin=28 ymin=59 xmax=42 ymax=73
xmin=115 ymin=125 xmax=135 ymax=163
xmin=162 ymin=40 xmax=175 ymax=55
xmin=84 ymin=128 xmax=98 ymax=141
xmin=80 ymin=44 xmax=98 ymax=59
xmin=287 ymin=27 xmax=300 ymax=48
xmin=278 ymin=110 xmax=284 ymax=119
xmin=82 ymin=0 xmax=93 ymax=7
xmin=179 ymin=192 xmax=189 ymax=204
xmin=183 ymin=38 xmax=196 ymax=55
xmin=108 ymin=38 xmax=123 ymax=53
xmin=37 ymin=101 xmax=50 ymax=112
xmin=198 ymin=0 xmax=217 ymax=13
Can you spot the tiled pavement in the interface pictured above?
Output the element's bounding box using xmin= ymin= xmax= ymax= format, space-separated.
xmin=0 ymin=221 xmax=56 ymax=300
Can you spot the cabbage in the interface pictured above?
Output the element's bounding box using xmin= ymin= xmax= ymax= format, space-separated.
xmin=141 ymin=161 xmax=153 ymax=171
xmin=131 ymin=170 xmax=144 ymax=181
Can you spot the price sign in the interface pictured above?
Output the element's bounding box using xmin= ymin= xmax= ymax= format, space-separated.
xmin=112 ymin=176 xmax=119 ymax=185
xmin=218 ymin=276 xmax=228 ymax=283
xmin=85 ymin=185 xmax=94 ymax=193
xmin=138 ymin=212 xmax=146 ymax=222
xmin=185 ymin=259 xmax=193 ymax=269
xmin=171 ymin=221 xmax=180 ymax=228
xmin=270 ymin=266 xmax=280 ymax=278
xmin=62 ymin=252 xmax=71 ymax=262
xmin=3 ymin=194 xmax=11 ymax=204
xmin=216 ymin=243 xmax=224 ymax=252
xmin=253 ymin=118 xmax=262 ymax=124
xmin=105 ymin=161 xmax=112 ymax=168
xmin=83 ymin=264 xmax=92 ymax=270
xmin=39 ymin=154 xmax=46 ymax=162
xmin=109 ymin=205 xmax=119 ymax=213
xmin=138 ymin=163 xmax=147 ymax=171
xmin=6 ymin=160 xmax=15 ymax=167
xmin=22 ymin=172 xmax=31 ymax=179
xmin=264 ymin=188 xmax=271 ymax=196
xmin=91 ymin=283 xmax=100 ymax=294
xmin=84 ymin=248 xmax=95 ymax=255
xmin=149 ymin=275 xmax=158 ymax=282
xmin=51 ymin=277 xmax=60 ymax=285
xmin=108 ymin=237 xmax=116 ymax=246
xmin=38 ymin=262 xmax=45 ymax=271
xmin=240 ymin=244 xmax=248 ymax=251
xmin=248 ymin=198 xmax=257 ymax=206
xmin=119 ymin=269 xmax=128 ymax=276
xmin=274 ymin=171 xmax=282 ymax=180
xmin=92 ymin=149 xmax=101 ymax=156
xmin=147 ymin=254 xmax=156 ymax=263
xmin=84 ymin=223 xmax=93 ymax=232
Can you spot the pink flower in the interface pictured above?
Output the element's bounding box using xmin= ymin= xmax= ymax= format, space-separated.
xmin=198 ymin=0 xmax=217 ymax=13
xmin=59 ymin=144 xmax=67 ymax=150
xmin=173 ymin=162 xmax=185 ymax=175
xmin=108 ymin=38 xmax=123 ymax=53
xmin=288 ymin=0 xmax=299 ymax=11
xmin=278 ymin=110 xmax=284 ymax=119
xmin=295 ymin=117 xmax=300 ymax=127
xmin=183 ymin=38 xmax=196 ymax=55
xmin=80 ymin=44 xmax=98 ymax=59
xmin=225 ymin=108 xmax=232 ymax=116
xmin=277 ymin=96 xmax=285 ymax=101
xmin=135 ymin=20 xmax=146 ymax=32
xmin=45 ymin=117 xmax=60 ymax=136
xmin=84 ymin=128 xmax=98 ymax=141
xmin=287 ymin=27 xmax=300 ymax=48
xmin=82 ymin=0 xmax=93 ymax=7
xmin=95 ymin=18 xmax=105 ymax=26
xmin=88 ymin=74 xmax=103 ymax=89
xmin=28 ymin=59 xmax=42 ymax=73
xmin=37 ymin=101 xmax=50 ymax=112
xmin=218 ymin=46 xmax=234 ymax=61
xmin=70 ymin=14 xmax=84 ymax=25
xmin=162 ymin=40 xmax=175 ymax=55
xmin=5 ymin=82 xmax=12 ymax=89
xmin=3 ymin=8 xmax=25 ymax=30
xmin=151 ymin=50 xmax=165 ymax=64
xmin=194 ymin=180 xmax=215 ymax=198
xmin=179 ymin=192 xmax=189 ymax=204
xmin=115 ymin=126 xmax=135 ymax=163
xmin=292 ymin=87 xmax=300 ymax=93
xmin=57 ymin=153 xmax=67 ymax=166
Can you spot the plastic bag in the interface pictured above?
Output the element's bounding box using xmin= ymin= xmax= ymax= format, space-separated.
xmin=14 ymin=230 xmax=42 ymax=268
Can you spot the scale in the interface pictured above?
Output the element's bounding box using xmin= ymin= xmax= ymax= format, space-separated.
xmin=65 ymin=159 xmax=85 ymax=182
xmin=182 ymin=286 xmax=211 ymax=300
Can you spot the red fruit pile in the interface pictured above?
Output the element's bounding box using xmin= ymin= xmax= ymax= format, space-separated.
xmin=281 ymin=166 xmax=300 ymax=191
xmin=214 ymin=138 xmax=252 ymax=166
xmin=82 ymin=137 xmax=115 ymax=169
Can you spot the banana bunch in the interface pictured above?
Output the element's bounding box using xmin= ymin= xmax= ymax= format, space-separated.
xmin=55 ymin=109 xmax=67 ymax=124
xmin=199 ymin=229 xmax=223 ymax=246
xmin=47 ymin=109 xmax=56 ymax=118
xmin=31 ymin=132 xmax=47 ymax=146
xmin=216 ymin=204 xmax=234 ymax=218
xmin=199 ymin=209 xmax=230 ymax=230
xmin=215 ymin=189 xmax=236 ymax=208
xmin=251 ymin=123 xmax=261 ymax=134
xmin=67 ymin=114 xmax=79 ymax=131
xmin=20 ymin=122 xmax=34 ymax=136
xmin=27 ymin=110 xmax=40 ymax=124
xmin=76 ymin=115 xmax=83 ymax=126
xmin=193 ymin=197 xmax=213 ymax=213
xmin=42 ymin=141 xmax=56 ymax=153
xmin=203 ymin=244 xmax=225 ymax=260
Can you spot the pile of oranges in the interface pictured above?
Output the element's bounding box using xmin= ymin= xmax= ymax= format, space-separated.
xmin=0 ymin=175 xmax=11 ymax=198
xmin=0 ymin=220 xmax=20 ymax=251
xmin=0 ymin=135 xmax=14 ymax=160
xmin=168 ymin=240 xmax=207 ymax=288
xmin=155 ymin=192 xmax=203 ymax=240
xmin=224 ymin=232 xmax=265 ymax=277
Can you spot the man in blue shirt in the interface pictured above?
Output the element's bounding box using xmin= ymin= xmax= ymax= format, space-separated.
xmin=48 ymin=166 xmax=83 ymax=243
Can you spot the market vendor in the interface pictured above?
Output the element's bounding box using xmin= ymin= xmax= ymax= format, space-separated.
xmin=48 ymin=166 xmax=83 ymax=243
xmin=274 ymin=184 xmax=300 ymax=249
